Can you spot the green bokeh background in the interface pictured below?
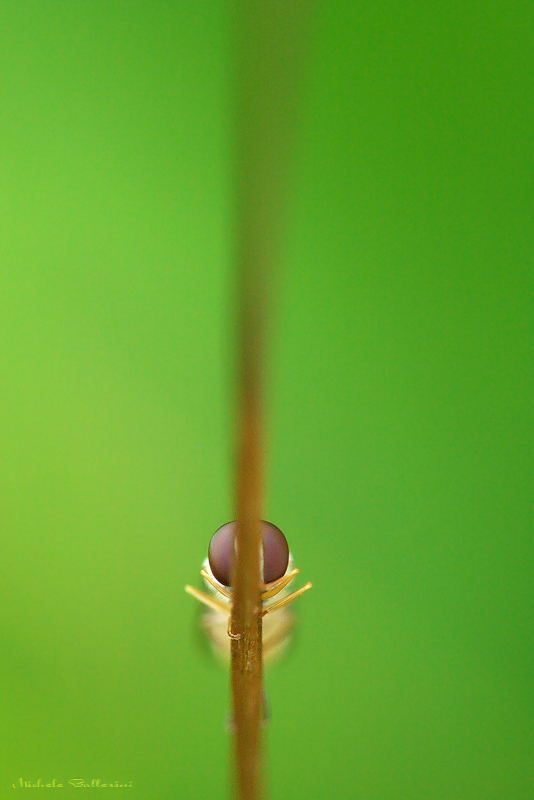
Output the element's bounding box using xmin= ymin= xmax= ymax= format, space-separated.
xmin=1 ymin=2 xmax=532 ymax=798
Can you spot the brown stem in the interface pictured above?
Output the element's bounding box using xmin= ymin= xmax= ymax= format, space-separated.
xmin=230 ymin=3 xmax=310 ymax=799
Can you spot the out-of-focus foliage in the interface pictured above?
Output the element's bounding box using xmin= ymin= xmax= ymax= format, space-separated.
xmin=0 ymin=2 xmax=532 ymax=798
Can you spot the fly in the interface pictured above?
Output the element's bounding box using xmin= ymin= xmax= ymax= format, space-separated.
xmin=185 ymin=520 xmax=312 ymax=661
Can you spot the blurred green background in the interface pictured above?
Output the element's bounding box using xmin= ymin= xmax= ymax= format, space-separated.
xmin=0 ymin=2 xmax=532 ymax=798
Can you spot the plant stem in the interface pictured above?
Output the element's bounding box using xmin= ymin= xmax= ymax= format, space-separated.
xmin=230 ymin=3 xmax=310 ymax=798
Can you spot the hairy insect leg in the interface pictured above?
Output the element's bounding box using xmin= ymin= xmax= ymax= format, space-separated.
xmin=262 ymin=581 xmax=312 ymax=616
xmin=200 ymin=569 xmax=232 ymax=599
xmin=261 ymin=568 xmax=299 ymax=601
xmin=185 ymin=584 xmax=230 ymax=614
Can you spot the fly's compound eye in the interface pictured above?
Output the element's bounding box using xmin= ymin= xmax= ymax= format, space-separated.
xmin=208 ymin=521 xmax=235 ymax=587
xmin=208 ymin=520 xmax=290 ymax=587
xmin=261 ymin=522 xmax=289 ymax=584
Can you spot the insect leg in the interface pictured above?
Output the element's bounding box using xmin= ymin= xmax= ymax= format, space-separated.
xmin=262 ymin=582 xmax=312 ymax=616
xmin=200 ymin=569 xmax=232 ymax=599
xmin=185 ymin=584 xmax=230 ymax=614
xmin=261 ymin=569 xmax=299 ymax=600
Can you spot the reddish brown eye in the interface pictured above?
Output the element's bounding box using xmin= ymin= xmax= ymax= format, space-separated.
xmin=261 ymin=522 xmax=289 ymax=584
xmin=208 ymin=522 xmax=235 ymax=587
xmin=208 ymin=521 xmax=289 ymax=587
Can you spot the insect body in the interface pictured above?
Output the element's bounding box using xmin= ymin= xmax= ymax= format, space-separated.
xmin=185 ymin=521 xmax=312 ymax=661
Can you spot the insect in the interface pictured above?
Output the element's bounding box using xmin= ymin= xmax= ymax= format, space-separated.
xmin=185 ymin=521 xmax=312 ymax=661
